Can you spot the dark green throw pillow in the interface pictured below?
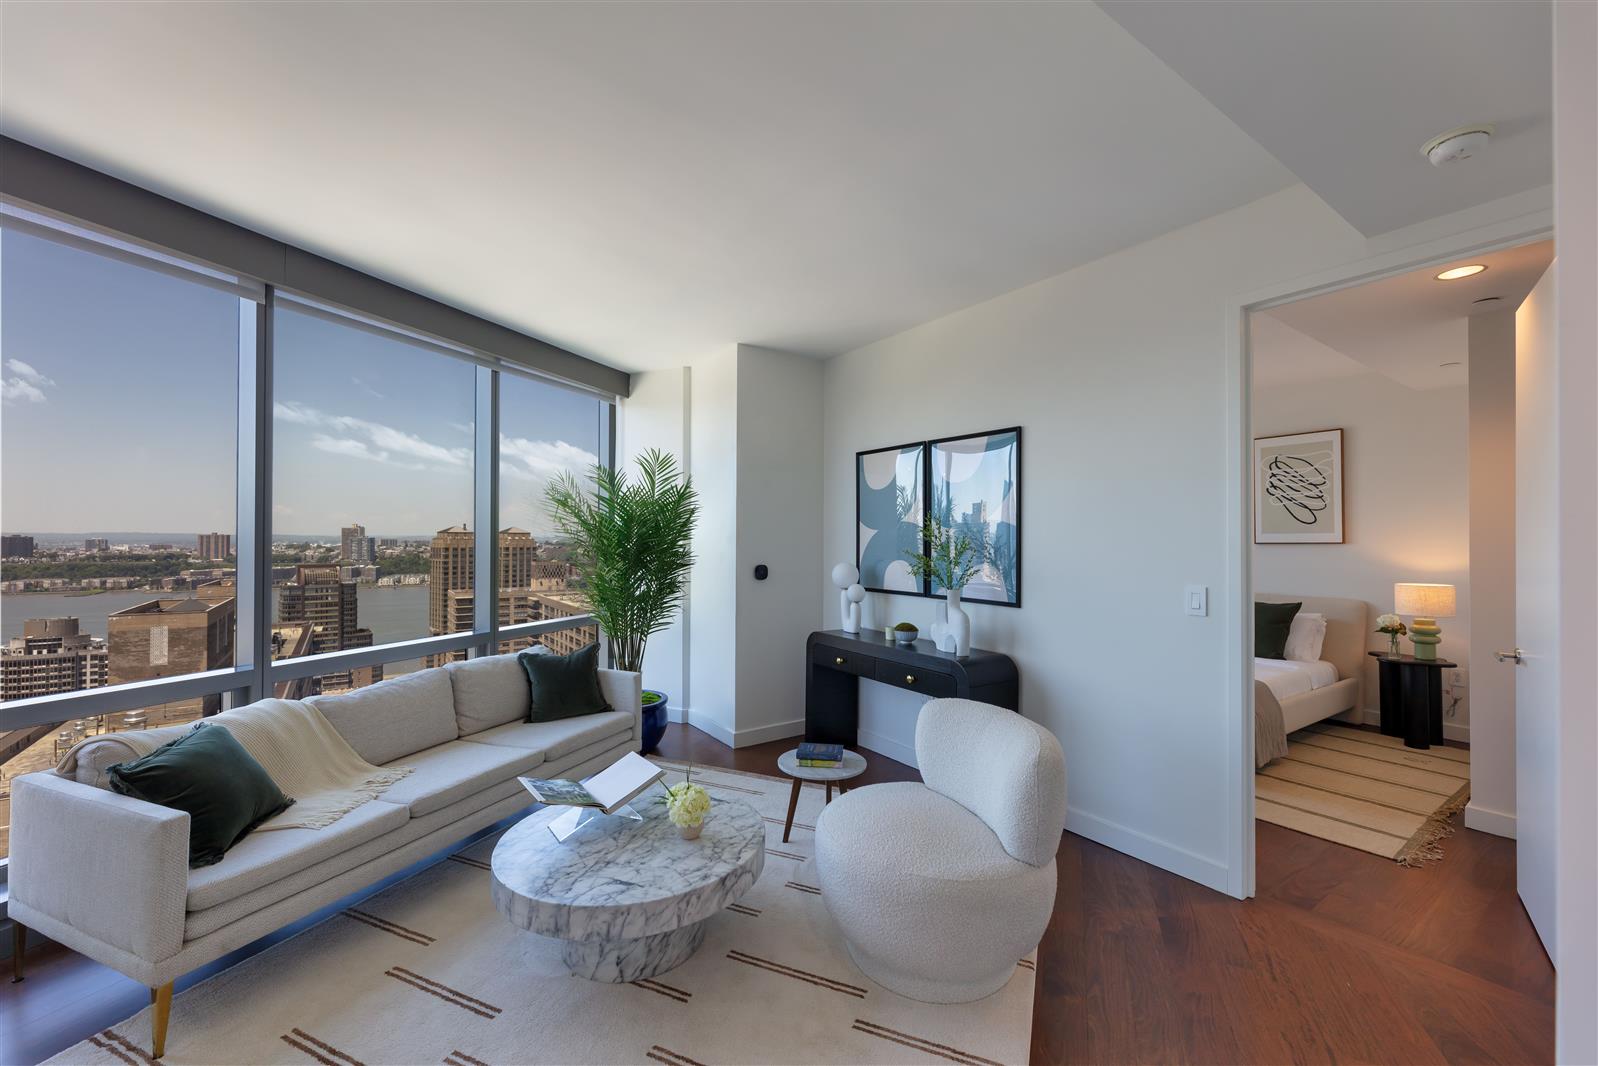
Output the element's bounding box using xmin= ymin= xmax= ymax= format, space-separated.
xmin=108 ymin=723 xmax=294 ymax=868
xmin=519 ymin=642 xmax=612 ymax=722
xmin=1255 ymin=601 xmax=1303 ymax=660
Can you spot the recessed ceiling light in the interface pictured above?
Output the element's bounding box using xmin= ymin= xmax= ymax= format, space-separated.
xmin=1437 ymin=264 xmax=1487 ymax=280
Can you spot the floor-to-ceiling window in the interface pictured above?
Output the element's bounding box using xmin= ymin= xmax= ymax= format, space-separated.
xmin=496 ymin=371 xmax=606 ymax=656
xmin=0 ymin=205 xmax=613 ymax=863
xmin=0 ymin=210 xmax=249 ymax=860
xmin=270 ymin=297 xmax=477 ymax=690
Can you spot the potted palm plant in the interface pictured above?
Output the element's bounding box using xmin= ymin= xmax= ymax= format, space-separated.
xmin=544 ymin=449 xmax=698 ymax=754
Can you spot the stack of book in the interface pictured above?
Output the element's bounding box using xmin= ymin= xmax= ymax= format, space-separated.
xmin=796 ymin=742 xmax=845 ymax=768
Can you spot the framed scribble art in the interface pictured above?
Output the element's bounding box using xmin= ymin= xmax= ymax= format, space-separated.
xmin=856 ymin=441 xmax=925 ymax=593
xmin=1254 ymin=428 xmax=1344 ymax=544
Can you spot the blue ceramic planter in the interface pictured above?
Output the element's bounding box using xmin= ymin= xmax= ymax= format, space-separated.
xmin=641 ymin=690 xmax=668 ymax=754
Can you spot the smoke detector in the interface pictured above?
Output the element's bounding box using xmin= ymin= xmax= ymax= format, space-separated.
xmin=1422 ymin=125 xmax=1495 ymax=166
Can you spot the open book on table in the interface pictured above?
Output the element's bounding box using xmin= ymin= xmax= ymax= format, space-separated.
xmin=519 ymin=751 xmax=665 ymax=816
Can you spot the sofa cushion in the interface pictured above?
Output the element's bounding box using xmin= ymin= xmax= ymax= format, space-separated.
xmin=181 ymin=734 xmax=640 ymax=942
xmin=444 ymin=652 xmax=532 ymax=736
xmin=68 ymin=721 xmax=196 ymax=790
xmin=520 ymin=643 xmax=610 ymax=722
xmin=108 ymin=724 xmax=295 ymax=869
xmin=184 ymin=781 xmax=531 ymax=941
xmin=185 ymin=796 xmax=410 ymax=912
xmin=375 ymin=740 xmax=544 ymax=818
xmin=460 ymin=710 xmax=633 ymax=762
xmin=309 ymin=669 xmax=457 ymax=765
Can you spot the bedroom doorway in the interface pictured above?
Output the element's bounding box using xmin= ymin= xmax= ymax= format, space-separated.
xmin=1237 ymin=235 xmax=1553 ymax=887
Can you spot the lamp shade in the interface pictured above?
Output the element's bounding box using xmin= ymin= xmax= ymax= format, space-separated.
xmin=1395 ymin=583 xmax=1456 ymax=618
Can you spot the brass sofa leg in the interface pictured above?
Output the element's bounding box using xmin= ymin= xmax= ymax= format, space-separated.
xmin=10 ymin=921 xmax=23 ymax=982
xmin=151 ymin=982 xmax=173 ymax=1058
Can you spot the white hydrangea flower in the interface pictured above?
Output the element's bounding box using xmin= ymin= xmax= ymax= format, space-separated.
xmin=664 ymin=782 xmax=711 ymax=827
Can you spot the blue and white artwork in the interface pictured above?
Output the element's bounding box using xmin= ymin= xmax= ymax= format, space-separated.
xmin=930 ymin=429 xmax=1021 ymax=606
xmin=856 ymin=443 xmax=924 ymax=593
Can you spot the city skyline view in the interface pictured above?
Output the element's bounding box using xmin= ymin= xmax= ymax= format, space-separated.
xmin=2 ymin=228 xmax=603 ymax=540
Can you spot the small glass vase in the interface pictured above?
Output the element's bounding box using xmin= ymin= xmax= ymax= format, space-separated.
xmin=1388 ymin=633 xmax=1401 ymax=657
xmin=678 ymin=822 xmax=702 ymax=840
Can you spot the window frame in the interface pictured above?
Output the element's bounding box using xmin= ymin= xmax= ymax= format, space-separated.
xmin=0 ymin=212 xmax=613 ymax=878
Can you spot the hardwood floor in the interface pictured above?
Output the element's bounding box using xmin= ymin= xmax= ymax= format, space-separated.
xmin=662 ymin=726 xmax=1554 ymax=1064
xmin=3 ymin=723 xmax=1553 ymax=1065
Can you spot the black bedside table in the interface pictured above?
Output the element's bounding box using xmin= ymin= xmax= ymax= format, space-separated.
xmin=1368 ymin=652 xmax=1458 ymax=749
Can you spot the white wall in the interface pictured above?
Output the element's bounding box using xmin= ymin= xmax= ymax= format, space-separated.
xmin=1251 ymin=372 xmax=1472 ymax=737
xmin=823 ymin=185 xmax=1376 ymax=891
xmin=627 ymin=344 xmax=824 ymax=748
xmin=619 ymin=367 xmax=692 ymax=713
xmin=687 ymin=346 xmax=739 ymax=743
xmin=1552 ymin=3 xmax=1598 ymax=1056
xmin=1466 ymin=310 xmax=1517 ymax=837
xmin=733 ymin=346 xmax=824 ymax=744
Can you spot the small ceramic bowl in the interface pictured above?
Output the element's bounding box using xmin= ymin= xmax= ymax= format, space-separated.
xmin=893 ymin=626 xmax=919 ymax=645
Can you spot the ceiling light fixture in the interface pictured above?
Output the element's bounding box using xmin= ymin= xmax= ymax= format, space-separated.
xmin=1437 ymin=264 xmax=1487 ymax=280
xmin=1422 ymin=124 xmax=1495 ymax=166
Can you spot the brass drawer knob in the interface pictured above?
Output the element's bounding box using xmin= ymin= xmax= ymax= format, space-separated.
xmin=905 ymin=674 xmax=916 ymax=685
xmin=835 ymin=656 xmax=845 ymax=666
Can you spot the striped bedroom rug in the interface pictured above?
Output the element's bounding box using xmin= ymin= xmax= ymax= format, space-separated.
xmin=47 ymin=761 xmax=1033 ymax=1066
xmin=1256 ymin=722 xmax=1471 ymax=865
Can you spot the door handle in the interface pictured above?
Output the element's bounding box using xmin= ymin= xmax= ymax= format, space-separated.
xmin=1495 ymin=648 xmax=1525 ymax=664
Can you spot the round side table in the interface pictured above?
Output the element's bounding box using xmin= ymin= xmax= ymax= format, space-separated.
xmin=776 ymin=748 xmax=867 ymax=843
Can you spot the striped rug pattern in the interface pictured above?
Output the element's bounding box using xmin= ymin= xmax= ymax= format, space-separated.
xmin=1256 ymin=722 xmax=1471 ymax=864
xmin=48 ymin=760 xmax=1033 ymax=1065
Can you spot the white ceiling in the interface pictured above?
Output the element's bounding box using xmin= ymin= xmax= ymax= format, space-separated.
xmin=1255 ymin=239 xmax=1554 ymax=391
xmin=0 ymin=2 xmax=1299 ymax=373
xmin=1099 ymin=0 xmax=1553 ymax=236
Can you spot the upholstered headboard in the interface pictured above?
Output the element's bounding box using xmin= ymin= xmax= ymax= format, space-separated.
xmin=1256 ymin=593 xmax=1370 ymax=699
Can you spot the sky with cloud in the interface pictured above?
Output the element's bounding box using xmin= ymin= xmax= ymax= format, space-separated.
xmin=2 ymin=228 xmax=601 ymax=539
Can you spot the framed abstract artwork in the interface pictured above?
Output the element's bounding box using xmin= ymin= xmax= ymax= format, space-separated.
xmin=855 ymin=427 xmax=1023 ymax=607
xmin=928 ymin=428 xmax=1021 ymax=606
xmin=855 ymin=441 xmax=925 ymax=594
xmin=1254 ymin=428 xmax=1344 ymax=544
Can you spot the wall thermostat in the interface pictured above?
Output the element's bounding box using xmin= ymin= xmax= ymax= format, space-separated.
xmin=753 ymin=564 xmax=768 ymax=581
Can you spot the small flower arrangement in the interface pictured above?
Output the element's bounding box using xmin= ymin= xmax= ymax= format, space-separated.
xmin=663 ymin=780 xmax=711 ymax=838
xmin=1376 ymin=613 xmax=1408 ymax=656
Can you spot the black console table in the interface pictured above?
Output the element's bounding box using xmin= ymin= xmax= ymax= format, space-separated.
xmin=1369 ymin=651 xmax=1457 ymax=750
xmin=805 ymin=630 xmax=1019 ymax=747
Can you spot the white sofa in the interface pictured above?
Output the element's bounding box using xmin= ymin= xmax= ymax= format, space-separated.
xmin=815 ymin=698 xmax=1067 ymax=1003
xmin=9 ymin=653 xmax=641 ymax=1055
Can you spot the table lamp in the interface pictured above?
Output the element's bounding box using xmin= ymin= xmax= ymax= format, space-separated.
xmin=1394 ymin=583 xmax=1456 ymax=660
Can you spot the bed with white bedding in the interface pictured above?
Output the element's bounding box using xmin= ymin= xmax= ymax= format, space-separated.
xmin=1254 ymin=594 xmax=1367 ymax=767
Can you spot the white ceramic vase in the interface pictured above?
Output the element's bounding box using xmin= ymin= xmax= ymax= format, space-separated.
xmin=943 ymin=588 xmax=972 ymax=657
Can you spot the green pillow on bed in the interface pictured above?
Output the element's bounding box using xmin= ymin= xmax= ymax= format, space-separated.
xmin=1255 ymin=601 xmax=1302 ymax=660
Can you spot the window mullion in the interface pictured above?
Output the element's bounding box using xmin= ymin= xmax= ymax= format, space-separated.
xmin=472 ymin=366 xmax=499 ymax=655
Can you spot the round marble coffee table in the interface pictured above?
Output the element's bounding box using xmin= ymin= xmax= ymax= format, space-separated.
xmin=776 ymin=748 xmax=868 ymax=843
xmin=490 ymin=793 xmax=764 ymax=982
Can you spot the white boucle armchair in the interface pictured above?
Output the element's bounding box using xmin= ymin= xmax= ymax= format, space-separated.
xmin=814 ymin=698 xmax=1067 ymax=1002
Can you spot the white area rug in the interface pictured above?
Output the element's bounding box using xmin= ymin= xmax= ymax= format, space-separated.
xmin=48 ymin=760 xmax=1035 ymax=1065
xmin=1256 ymin=723 xmax=1471 ymax=864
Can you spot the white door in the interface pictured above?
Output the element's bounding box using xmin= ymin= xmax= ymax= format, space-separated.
xmin=1513 ymin=264 xmax=1558 ymax=960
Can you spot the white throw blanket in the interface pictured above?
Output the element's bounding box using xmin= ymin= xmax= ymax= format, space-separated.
xmin=56 ymin=698 xmax=412 ymax=831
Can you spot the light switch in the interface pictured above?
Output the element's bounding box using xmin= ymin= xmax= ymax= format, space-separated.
xmin=1185 ymin=585 xmax=1208 ymax=617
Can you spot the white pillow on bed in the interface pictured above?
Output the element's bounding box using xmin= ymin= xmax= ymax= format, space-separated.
xmin=1284 ymin=612 xmax=1327 ymax=662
